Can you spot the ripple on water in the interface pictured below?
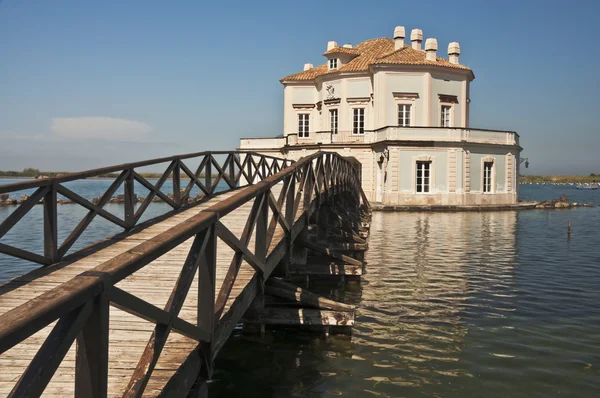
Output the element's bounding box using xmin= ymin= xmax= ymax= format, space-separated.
xmin=2 ymin=179 xmax=600 ymax=397
xmin=210 ymin=207 xmax=600 ymax=397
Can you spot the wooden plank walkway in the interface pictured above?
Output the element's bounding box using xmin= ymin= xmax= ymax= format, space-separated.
xmin=0 ymin=185 xmax=289 ymax=397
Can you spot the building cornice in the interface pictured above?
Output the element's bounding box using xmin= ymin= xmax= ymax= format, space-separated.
xmin=292 ymin=103 xmax=316 ymax=109
xmin=323 ymin=98 xmax=341 ymax=105
xmin=316 ymin=72 xmax=371 ymax=84
xmin=346 ymin=97 xmax=371 ymax=104
xmin=439 ymin=94 xmax=459 ymax=103
xmin=370 ymin=64 xmax=474 ymax=81
xmin=393 ymin=92 xmax=419 ymax=100
xmin=281 ymin=71 xmax=371 ymax=86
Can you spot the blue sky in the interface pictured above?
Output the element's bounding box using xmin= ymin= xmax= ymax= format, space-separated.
xmin=0 ymin=0 xmax=598 ymax=175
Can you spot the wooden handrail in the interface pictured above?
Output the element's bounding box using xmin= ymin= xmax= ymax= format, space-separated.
xmin=0 ymin=150 xmax=366 ymax=397
xmin=0 ymin=151 xmax=359 ymax=348
xmin=0 ymin=151 xmax=288 ymax=193
xmin=0 ymin=151 xmax=295 ymax=266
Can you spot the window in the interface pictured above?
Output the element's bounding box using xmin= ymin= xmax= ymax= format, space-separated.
xmin=483 ymin=161 xmax=493 ymax=193
xmin=330 ymin=109 xmax=338 ymax=134
xmin=398 ymin=104 xmax=411 ymax=127
xmin=328 ymin=58 xmax=338 ymax=70
xmin=441 ymin=105 xmax=451 ymax=127
xmin=416 ymin=161 xmax=431 ymax=193
xmin=298 ymin=114 xmax=310 ymax=138
xmin=353 ymin=108 xmax=365 ymax=135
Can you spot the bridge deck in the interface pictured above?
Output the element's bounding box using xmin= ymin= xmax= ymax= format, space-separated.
xmin=0 ymin=185 xmax=288 ymax=396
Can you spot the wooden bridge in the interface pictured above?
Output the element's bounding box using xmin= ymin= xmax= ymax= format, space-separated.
xmin=0 ymin=151 xmax=369 ymax=397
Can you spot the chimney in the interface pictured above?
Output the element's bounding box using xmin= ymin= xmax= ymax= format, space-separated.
xmin=327 ymin=41 xmax=338 ymax=51
xmin=342 ymin=43 xmax=353 ymax=48
xmin=303 ymin=63 xmax=314 ymax=71
xmin=393 ymin=26 xmax=406 ymax=50
xmin=410 ymin=29 xmax=423 ymax=50
xmin=448 ymin=42 xmax=460 ymax=64
xmin=425 ymin=38 xmax=438 ymax=61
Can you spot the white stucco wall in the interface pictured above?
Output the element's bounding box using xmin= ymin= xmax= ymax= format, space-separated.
xmin=430 ymin=74 xmax=464 ymax=127
xmin=397 ymin=149 xmax=448 ymax=192
xmin=347 ymin=78 xmax=371 ymax=98
xmin=318 ymin=80 xmax=342 ymax=101
xmin=470 ymin=152 xmax=507 ymax=193
xmin=292 ymin=87 xmax=316 ymax=104
xmin=270 ymin=56 xmax=520 ymax=206
xmin=317 ymin=75 xmax=373 ymax=134
xmin=284 ymin=68 xmax=471 ymax=136
xmin=381 ymin=72 xmax=426 ymax=127
xmin=284 ymin=85 xmax=319 ymax=136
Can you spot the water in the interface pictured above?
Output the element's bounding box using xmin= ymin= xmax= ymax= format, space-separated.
xmin=1 ymin=181 xmax=600 ymax=396
xmin=519 ymin=183 xmax=600 ymax=204
xmin=0 ymin=178 xmax=228 ymax=281
xmin=210 ymin=185 xmax=600 ymax=397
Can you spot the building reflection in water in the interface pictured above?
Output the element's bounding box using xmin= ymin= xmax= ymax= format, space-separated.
xmin=211 ymin=211 xmax=520 ymax=397
xmin=353 ymin=210 xmax=518 ymax=393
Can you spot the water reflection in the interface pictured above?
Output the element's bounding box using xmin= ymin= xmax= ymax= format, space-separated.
xmin=353 ymin=212 xmax=519 ymax=396
xmin=212 ymin=208 xmax=600 ymax=397
xmin=3 ymin=178 xmax=599 ymax=396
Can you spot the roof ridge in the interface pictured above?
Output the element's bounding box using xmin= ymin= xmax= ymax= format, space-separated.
xmin=376 ymin=45 xmax=408 ymax=60
xmin=281 ymin=36 xmax=471 ymax=82
xmin=355 ymin=37 xmax=391 ymax=47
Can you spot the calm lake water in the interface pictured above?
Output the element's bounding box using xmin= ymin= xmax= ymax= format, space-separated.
xmin=211 ymin=185 xmax=600 ymax=397
xmin=0 ymin=178 xmax=227 ymax=281
xmin=1 ymin=181 xmax=600 ymax=396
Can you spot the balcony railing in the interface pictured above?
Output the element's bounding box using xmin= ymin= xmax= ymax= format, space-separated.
xmin=239 ymin=126 xmax=519 ymax=150
xmin=239 ymin=136 xmax=286 ymax=149
xmin=371 ymin=126 xmax=519 ymax=146
xmin=331 ymin=130 xmax=366 ymax=144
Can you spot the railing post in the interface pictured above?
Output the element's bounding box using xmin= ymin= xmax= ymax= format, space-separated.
xmin=255 ymin=192 xmax=269 ymax=264
xmin=43 ymin=180 xmax=58 ymax=264
xmin=198 ymin=224 xmax=217 ymax=377
xmin=173 ymin=159 xmax=181 ymax=207
xmin=281 ymin=176 xmax=296 ymax=278
xmin=243 ymin=192 xmax=268 ymax=335
xmin=292 ymin=167 xmax=311 ymax=267
xmin=303 ymin=164 xmax=315 ymax=220
xmin=247 ymin=154 xmax=253 ymax=184
xmin=205 ymin=153 xmax=213 ymax=195
xmin=229 ymin=153 xmax=236 ymax=187
xmin=261 ymin=158 xmax=267 ymax=180
xmin=75 ymin=294 xmax=109 ymax=398
xmin=285 ymin=175 xmax=296 ymax=229
xmin=124 ymin=167 xmax=135 ymax=228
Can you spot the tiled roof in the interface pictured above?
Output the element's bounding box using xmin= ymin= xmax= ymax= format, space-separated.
xmin=281 ymin=38 xmax=472 ymax=82
xmin=322 ymin=46 xmax=361 ymax=56
xmin=375 ymin=47 xmax=471 ymax=70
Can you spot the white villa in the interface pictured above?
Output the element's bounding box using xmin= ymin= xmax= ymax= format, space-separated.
xmin=239 ymin=26 xmax=522 ymax=206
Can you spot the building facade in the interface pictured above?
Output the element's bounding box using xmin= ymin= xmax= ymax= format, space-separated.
xmin=239 ymin=26 xmax=522 ymax=206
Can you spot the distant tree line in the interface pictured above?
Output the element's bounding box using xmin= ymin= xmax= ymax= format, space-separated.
xmin=0 ymin=168 xmax=227 ymax=179
xmin=520 ymin=174 xmax=599 ymax=183
xmin=0 ymin=168 xmax=54 ymax=177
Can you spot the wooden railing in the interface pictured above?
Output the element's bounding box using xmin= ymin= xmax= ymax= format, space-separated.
xmin=0 ymin=151 xmax=291 ymax=266
xmin=0 ymin=151 xmax=365 ymax=397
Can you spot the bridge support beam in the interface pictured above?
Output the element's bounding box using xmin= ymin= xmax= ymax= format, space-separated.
xmin=75 ymin=294 xmax=109 ymax=398
xmin=289 ymin=223 xmax=308 ymax=268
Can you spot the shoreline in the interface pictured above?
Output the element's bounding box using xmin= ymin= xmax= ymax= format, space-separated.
xmin=371 ymin=202 xmax=540 ymax=212
xmin=0 ymin=176 xmax=129 ymax=181
xmin=0 ymin=176 xmax=217 ymax=181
